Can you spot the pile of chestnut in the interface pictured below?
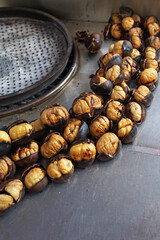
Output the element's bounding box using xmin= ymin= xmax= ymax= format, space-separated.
xmin=0 ymin=6 xmax=159 ymax=216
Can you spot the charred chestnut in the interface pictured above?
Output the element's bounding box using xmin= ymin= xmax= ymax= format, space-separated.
xmin=41 ymin=132 xmax=67 ymax=159
xmin=71 ymin=92 xmax=103 ymax=121
xmin=131 ymin=48 xmax=141 ymax=63
xmin=11 ymin=140 xmax=39 ymax=168
xmin=90 ymin=76 xmax=113 ymax=95
xmin=76 ymin=30 xmax=89 ymax=41
xmin=117 ymin=118 xmax=137 ymax=143
xmin=123 ymin=69 xmax=131 ymax=82
xmin=113 ymin=40 xmax=133 ymax=58
xmin=70 ymin=139 xmax=96 ymax=168
xmin=0 ymin=130 xmax=11 ymax=156
xmin=122 ymin=56 xmax=138 ymax=76
xmin=96 ymin=132 xmax=120 ymax=161
xmin=0 ymin=156 xmax=16 ymax=183
xmin=8 ymin=120 xmax=33 ymax=146
xmin=126 ymin=102 xmax=146 ymax=124
xmin=136 ymin=68 xmax=158 ymax=91
xmin=104 ymin=99 xmax=125 ymax=122
xmin=132 ymin=14 xmax=141 ymax=27
xmin=122 ymin=17 xmax=135 ymax=31
xmin=89 ymin=115 xmax=111 ymax=139
xmin=145 ymin=36 xmax=160 ymax=50
xmin=148 ymin=23 xmax=160 ymax=36
xmin=30 ymin=119 xmax=49 ymax=141
xmin=47 ymin=154 xmax=74 ymax=183
xmin=105 ymin=65 xmax=124 ymax=85
xmin=21 ymin=164 xmax=48 ymax=193
xmin=133 ymin=85 xmax=153 ymax=107
xmin=119 ymin=6 xmax=133 ymax=18
xmin=40 ymin=103 xmax=69 ymax=131
xmin=140 ymin=58 xmax=159 ymax=71
xmin=63 ymin=118 xmax=89 ymax=143
xmin=110 ymin=24 xmax=123 ymax=39
xmin=84 ymin=33 xmax=102 ymax=53
xmin=100 ymin=52 xmax=123 ymax=70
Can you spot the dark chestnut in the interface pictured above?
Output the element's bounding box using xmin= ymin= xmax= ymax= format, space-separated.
xmin=104 ymin=99 xmax=125 ymax=122
xmin=132 ymin=13 xmax=141 ymax=27
xmin=70 ymin=139 xmax=96 ymax=168
xmin=100 ymin=52 xmax=123 ymax=70
xmin=136 ymin=68 xmax=158 ymax=91
xmin=119 ymin=6 xmax=133 ymax=18
xmin=40 ymin=103 xmax=70 ymax=131
xmin=11 ymin=140 xmax=39 ymax=168
xmin=76 ymin=30 xmax=89 ymax=41
xmin=47 ymin=154 xmax=74 ymax=183
xmin=133 ymin=85 xmax=154 ymax=107
xmin=0 ymin=130 xmax=11 ymax=156
xmin=21 ymin=164 xmax=48 ymax=193
xmin=96 ymin=132 xmax=121 ymax=161
xmin=113 ymin=40 xmax=133 ymax=58
xmin=90 ymin=76 xmax=113 ymax=96
xmin=105 ymin=65 xmax=124 ymax=85
xmin=0 ymin=156 xmax=16 ymax=183
xmin=109 ymin=13 xmax=122 ymax=24
xmin=30 ymin=119 xmax=49 ymax=141
xmin=126 ymin=101 xmax=146 ymax=124
xmin=84 ymin=33 xmax=102 ymax=53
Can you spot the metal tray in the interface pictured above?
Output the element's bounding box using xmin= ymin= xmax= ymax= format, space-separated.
xmin=0 ymin=7 xmax=73 ymax=106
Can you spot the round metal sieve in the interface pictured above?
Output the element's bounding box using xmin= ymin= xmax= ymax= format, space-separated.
xmin=0 ymin=7 xmax=73 ymax=106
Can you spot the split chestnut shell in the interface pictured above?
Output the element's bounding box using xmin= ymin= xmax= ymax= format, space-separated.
xmin=133 ymin=85 xmax=154 ymax=107
xmin=116 ymin=118 xmax=137 ymax=143
xmin=126 ymin=101 xmax=146 ymax=124
xmin=0 ymin=130 xmax=11 ymax=156
xmin=90 ymin=76 xmax=113 ymax=96
xmin=0 ymin=156 xmax=16 ymax=183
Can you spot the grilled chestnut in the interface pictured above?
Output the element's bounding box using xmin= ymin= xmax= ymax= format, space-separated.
xmin=0 ymin=156 xmax=16 ymax=183
xmin=0 ymin=130 xmax=11 ymax=156
xmin=145 ymin=47 xmax=157 ymax=59
xmin=145 ymin=36 xmax=160 ymax=50
xmin=96 ymin=132 xmax=120 ymax=161
xmin=130 ymin=35 xmax=143 ymax=51
xmin=40 ymin=103 xmax=69 ymax=131
xmin=90 ymin=76 xmax=113 ymax=96
xmin=131 ymin=49 xmax=141 ymax=63
xmin=105 ymin=65 xmax=124 ymax=85
xmin=110 ymin=24 xmax=123 ymax=39
xmin=136 ymin=68 xmax=158 ymax=91
xmin=8 ymin=120 xmax=33 ymax=146
xmin=132 ymin=13 xmax=141 ymax=27
xmin=70 ymin=139 xmax=96 ymax=168
xmin=76 ymin=30 xmax=89 ymax=41
xmin=140 ymin=58 xmax=159 ymax=71
xmin=122 ymin=17 xmax=135 ymax=31
xmin=47 ymin=154 xmax=74 ymax=183
xmin=123 ymin=69 xmax=131 ymax=82
xmin=84 ymin=33 xmax=102 ymax=53
xmin=143 ymin=16 xmax=159 ymax=29
xmin=63 ymin=118 xmax=89 ymax=143
xmin=126 ymin=101 xmax=146 ymax=124
xmin=41 ymin=132 xmax=67 ymax=159
xmin=11 ymin=141 xmax=39 ymax=168
xmin=129 ymin=27 xmax=143 ymax=37
xmin=116 ymin=118 xmax=137 ymax=143
xmin=109 ymin=13 xmax=122 ymax=24
xmin=133 ymin=85 xmax=153 ymax=107
xmin=89 ymin=115 xmax=111 ymax=139
xmin=0 ymin=179 xmax=24 ymax=215
xmin=104 ymin=99 xmax=125 ymax=122
xmin=113 ymin=40 xmax=133 ymax=58
xmin=30 ymin=119 xmax=49 ymax=141
xmin=71 ymin=92 xmax=103 ymax=121
xmin=110 ymin=83 xmax=132 ymax=104
xmin=148 ymin=23 xmax=160 ymax=36
xmin=119 ymin=6 xmax=133 ymax=18
xmin=122 ymin=56 xmax=138 ymax=76
xmin=99 ymin=52 xmax=122 ymax=69
xmin=21 ymin=164 xmax=48 ymax=193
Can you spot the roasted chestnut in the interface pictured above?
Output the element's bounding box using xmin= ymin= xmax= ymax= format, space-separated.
xmin=123 ymin=69 xmax=131 ymax=82
xmin=90 ymin=76 xmax=113 ymax=96
xmin=21 ymin=164 xmax=48 ymax=193
xmin=148 ymin=23 xmax=160 ymax=36
xmin=0 ymin=179 xmax=24 ymax=215
xmin=40 ymin=103 xmax=69 ymax=131
xmin=145 ymin=46 xmax=157 ymax=59
xmin=109 ymin=44 xmax=115 ymax=52
xmin=113 ymin=40 xmax=133 ymax=58
xmin=119 ymin=6 xmax=133 ymax=18
xmin=47 ymin=154 xmax=74 ymax=183
xmin=110 ymin=24 xmax=123 ymax=39
xmin=76 ymin=30 xmax=89 ymax=41
xmin=136 ymin=68 xmax=158 ymax=91
xmin=30 ymin=119 xmax=49 ymax=141
xmin=89 ymin=115 xmax=111 ymax=139
xmin=63 ymin=118 xmax=89 ymax=143
xmin=143 ymin=16 xmax=159 ymax=29
xmin=122 ymin=17 xmax=135 ymax=31
xmin=70 ymin=139 xmax=96 ymax=168
xmin=104 ymin=99 xmax=125 ymax=122
xmin=96 ymin=132 xmax=121 ymax=161
xmin=116 ymin=118 xmax=137 ymax=143
xmin=140 ymin=58 xmax=159 ymax=71
xmin=96 ymin=67 xmax=105 ymax=77
xmin=110 ymin=84 xmax=132 ymax=104
xmin=84 ymin=33 xmax=102 ymax=53
xmin=122 ymin=56 xmax=138 ymax=76
xmin=145 ymin=36 xmax=160 ymax=50
xmin=0 ymin=130 xmax=11 ymax=156
xmin=0 ymin=156 xmax=16 ymax=183
xmin=131 ymin=48 xmax=141 ymax=63
xmin=129 ymin=27 xmax=143 ymax=38
xmin=133 ymin=85 xmax=153 ymax=107
xmin=109 ymin=13 xmax=122 ymax=24
xmin=8 ymin=120 xmax=33 ymax=146
xmin=11 ymin=140 xmax=39 ymax=168
xmin=41 ymin=132 xmax=67 ymax=159
xmin=71 ymin=92 xmax=103 ymax=121
xmin=130 ymin=35 xmax=143 ymax=51
xmin=99 ymin=52 xmax=122 ymax=69
xmin=126 ymin=101 xmax=146 ymax=124
xmin=132 ymin=13 xmax=141 ymax=27
xmin=104 ymin=65 xmax=124 ymax=85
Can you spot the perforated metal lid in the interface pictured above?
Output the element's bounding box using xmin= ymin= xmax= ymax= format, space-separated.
xmin=0 ymin=7 xmax=73 ymax=106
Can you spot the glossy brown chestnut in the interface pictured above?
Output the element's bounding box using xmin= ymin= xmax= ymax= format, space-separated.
xmin=122 ymin=17 xmax=135 ymax=31
xmin=21 ymin=164 xmax=48 ymax=193
xmin=136 ymin=68 xmax=158 ymax=91
xmin=104 ymin=99 xmax=125 ymax=122
xmin=145 ymin=36 xmax=160 ymax=50
xmin=126 ymin=101 xmax=146 ymax=124
xmin=40 ymin=103 xmax=70 ymax=131
xmin=7 ymin=120 xmax=33 ymax=146
xmin=0 ymin=130 xmax=11 ymax=156
xmin=84 ymin=33 xmax=102 ymax=53
xmin=11 ymin=141 xmax=39 ymax=168
xmin=133 ymin=85 xmax=153 ymax=107
xmin=47 ymin=154 xmax=74 ymax=183
xmin=116 ymin=118 xmax=137 ymax=143
xmin=76 ymin=30 xmax=89 ymax=41
xmin=70 ymin=139 xmax=96 ymax=168
xmin=89 ymin=115 xmax=112 ymax=139
xmin=63 ymin=118 xmax=89 ymax=143
xmin=72 ymin=92 xmax=103 ymax=121
xmin=96 ymin=132 xmax=121 ymax=161
xmin=140 ymin=58 xmax=159 ymax=71
xmin=113 ymin=40 xmax=133 ymax=58
xmin=90 ymin=76 xmax=113 ymax=95
xmin=119 ymin=6 xmax=133 ymax=18
xmin=0 ymin=156 xmax=16 ymax=183
xmin=30 ymin=119 xmax=49 ymax=141
xmin=104 ymin=65 xmax=124 ymax=85
xmin=41 ymin=132 xmax=67 ymax=159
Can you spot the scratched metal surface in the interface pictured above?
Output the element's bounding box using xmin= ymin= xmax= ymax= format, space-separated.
xmin=1 ymin=20 xmax=160 ymax=240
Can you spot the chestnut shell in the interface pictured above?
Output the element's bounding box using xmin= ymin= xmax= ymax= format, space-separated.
xmin=0 ymin=156 xmax=16 ymax=182
xmin=125 ymin=102 xmax=147 ymax=124
xmin=0 ymin=142 xmax=11 ymax=157
xmin=136 ymin=73 xmax=158 ymax=92
xmin=84 ymin=33 xmax=102 ymax=53
xmin=133 ymin=88 xmax=154 ymax=107
xmin=104 ymin=99 xmax=125 ymax=122
xmin=90 ymin=76 xmax=113 ymax=96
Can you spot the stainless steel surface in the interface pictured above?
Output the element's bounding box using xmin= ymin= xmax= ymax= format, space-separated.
xmin=1 ymin=20 xmax=160 ymax=240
